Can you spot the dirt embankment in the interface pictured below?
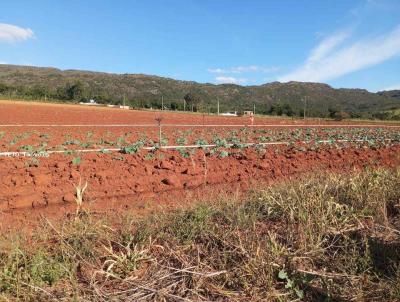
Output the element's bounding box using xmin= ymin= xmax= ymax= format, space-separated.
xmin=1 ymin=146 xmax=399 ymax=213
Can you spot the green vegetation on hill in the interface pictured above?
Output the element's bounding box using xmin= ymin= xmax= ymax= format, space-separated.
xmin=378 ymin=90 xmax=400 ymax=99
xmin=1 ymin=64 xmax=400 ymax=119
xmin=1 ymin=169 xmax=399 ymax=301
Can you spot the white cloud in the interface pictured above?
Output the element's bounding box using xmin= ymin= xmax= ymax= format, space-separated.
xmin=208 ymin=68 xmax=225 ymax=74
xmin=0 ymin=23 xmax=34 ymax=43
xmin=279 ymin=25 xmax=400 ymax=82
xmin=0 ymin=61 xmax=7 ymax=64
xmin=215 ymin=76 xmax=248 ymax=84
xmin=308 ymin=30 xmax=350 ymax=62
xmin=208 ymin=65 xmax=279 ymax=74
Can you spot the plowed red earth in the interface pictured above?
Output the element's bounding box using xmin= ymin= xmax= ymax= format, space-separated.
xmin=0 ymin=100 xmax=399 ymax=228
xmin=1 ymin=100 xmax=399 ymax=125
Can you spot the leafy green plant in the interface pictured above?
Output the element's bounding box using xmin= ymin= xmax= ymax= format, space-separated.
xmin=117 ymin=135 xmax=128 ymax=147
xmin=213 ymin=137 xmax=228 ymax=148
xmin=177 ymin=147 xmax=190 ymax=158
xmin=98 ymin=138 xmax=115 ymax=146
xmin=121 ymin=140 xmax=145 ymax=154
xmin=20 ymin=145 xmax=34 ymax=152
xmin=278 ymin=269 xmax=305 ymax=299
xmin=86 ymin=131 xmax=93 ymax=139
xmin=72 ymin=157 xmax=81 ymax=165
xmin=176 ymin=137 xmax=187 ymax=145
xmin=79 ymin=142 xmax=93 ymax=148
xmin=39 ymin=133 xmax=50 ymax=140
xmin=229 ymin=137 xmax=246 ymax=149
xmin=160 ymin=136 xmax=168 ymax=146
xmin=63 ymin=139 xmax=80 ymax=146
xmin=195 ymin=139 xmax=209 ymax=149
xmin=64 ymin=150 xmax=75 ymax=155
xmin=218 ymin=150 xmax=229 ymax=158
xmin=24 ymin=157 xmax=40 ymax=167
xmin=144 ymin=152 xmax=155 ymax=160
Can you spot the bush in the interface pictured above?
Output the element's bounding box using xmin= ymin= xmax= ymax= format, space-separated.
xmin=333 ymin=111 xmax=350 ymax=121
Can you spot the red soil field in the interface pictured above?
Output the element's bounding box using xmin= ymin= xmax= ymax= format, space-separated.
xmin=0 ymin=100 xmax=398 ymax=152
xmin=1 ymin=99 xmax=400 ymax=126
xmin=0 ymin=100 xmax=399 ymax=227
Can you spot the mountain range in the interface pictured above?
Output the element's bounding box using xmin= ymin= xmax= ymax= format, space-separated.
xmin=0 ymin=64 xmax=399 ymax=119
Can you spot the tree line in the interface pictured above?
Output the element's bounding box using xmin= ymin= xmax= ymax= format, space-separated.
xmin=1 ymin=81 xmax=398 ymax=120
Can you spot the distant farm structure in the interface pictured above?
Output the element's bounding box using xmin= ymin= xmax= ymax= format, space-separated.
xmin=79 ymin=99 xmax=100 ymax=106
xmin=243 ymin=110 xmax=254 ymax=116
xmin=79 ymin=99 xmax=130 ymax=109
xmin=220 ymin=111 xmax=238 ymax=117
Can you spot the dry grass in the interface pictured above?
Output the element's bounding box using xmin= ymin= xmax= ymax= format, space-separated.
xmin=0 ymin=168 xmax=399 ymax=301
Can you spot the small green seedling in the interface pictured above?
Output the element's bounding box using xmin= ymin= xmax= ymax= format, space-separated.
xmin=278 ymin=269 xmax=304 ymax=299
xmin=72 ymin=157 xmax=81 ymax=165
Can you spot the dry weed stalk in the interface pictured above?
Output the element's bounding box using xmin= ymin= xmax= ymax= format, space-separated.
xmin=74 ymin=178 xmax=88 ymax=218
xmin=155 ymin=116 xmax=163 ymax=147
xmin=203 ymin=152 xmax=208 ymax=185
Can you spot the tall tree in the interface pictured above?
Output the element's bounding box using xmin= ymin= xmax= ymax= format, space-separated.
xmin=66 ymin=81 xmax=85 ymax=100
xmin=184 ymin=92 xmax=201 ymax=112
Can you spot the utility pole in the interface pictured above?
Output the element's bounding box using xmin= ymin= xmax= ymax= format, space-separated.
xmin=161 ymin=96 xmax=164 ymax=111
xmin=217 ymin=99 xmax=220 ymax=115
xmin=302 ymin=96 xmax=307 ymax=119
xmin=123 ymin=95 xmax=126 ymax=107
xmin=183 ymin=99 xmax=186 ymax=111
xmin=253 ymin=103 xmax=256 ymax=115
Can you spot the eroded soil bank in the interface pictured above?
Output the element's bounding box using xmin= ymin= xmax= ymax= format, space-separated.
xmin=1 ymin=145 xmax=399 ymax=213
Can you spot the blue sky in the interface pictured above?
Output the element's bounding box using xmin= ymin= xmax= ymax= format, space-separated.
xmin=1 ymin=0 xmax=400 ymax=91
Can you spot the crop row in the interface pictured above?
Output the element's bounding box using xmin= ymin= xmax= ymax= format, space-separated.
xmin=1 ymin=134 xmax=399 ymax=169
xmin=0 ymin=127 xmax=399 ymax=153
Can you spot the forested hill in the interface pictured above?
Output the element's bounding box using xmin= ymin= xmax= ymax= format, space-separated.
xmin=0 ymin=64 xmax=399 ymax=119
